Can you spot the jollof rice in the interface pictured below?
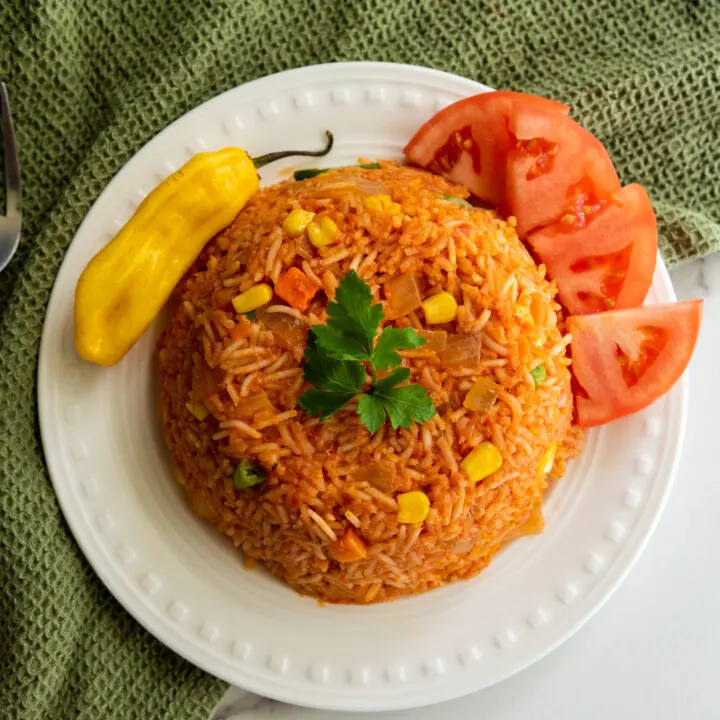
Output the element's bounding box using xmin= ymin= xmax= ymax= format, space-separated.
xmin=157 ymin=162 xmax=582 ymax=604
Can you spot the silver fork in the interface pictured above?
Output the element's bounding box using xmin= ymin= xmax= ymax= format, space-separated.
xmin=0 ymin=82 xmax=22 ymax=273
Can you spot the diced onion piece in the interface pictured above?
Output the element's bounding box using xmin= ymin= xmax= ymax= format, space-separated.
xmin=440 ymin=333 xmax=482 ymax=367
xmin=463 ymin=377 xmax=498 ymax=412
xmin=538 ymin=442 xmax=557 ymax=476
xmin=235 ymin=390 xmax=275 ymax=420
xmin=418 ymin=329 xmax=448 ymax=352
xmin=453 ymin=538 xmax=475 ymax=554
xmin=506 ymin=502 xmax=545 ymax=542
xmin=353 ymin=465 xmax=392 ymax=493
xmin=515 ymin=304 xmax=534 ymax=326
xmin=519 ymin=504 xmax=545 ymax=535
xmin=329 ymin=529 xmax=368 ymax=563
xmin=256 ymin=306 xmax=308 ymax=350
xmin=351 ymin=176 xmax=390 ymax=195
xmin=185 ymin=400 xmax=209 ymax=421
xmin=448 ymin=390 xmax=465 ymax=410
xmin=386 ymin=272 xmax=422 ymax=317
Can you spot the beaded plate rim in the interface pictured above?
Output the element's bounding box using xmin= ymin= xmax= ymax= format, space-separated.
xmin=37 ymin=62 xmax=685 ymax=711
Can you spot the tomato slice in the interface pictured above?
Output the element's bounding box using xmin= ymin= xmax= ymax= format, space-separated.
xmin=568 ymin=300 xmax=702 ymax=427
xmin=528 ymin=184 xmax=657 ymax=315
xmin=403 ymin=91 xmax=569 ymax=206
xmin=506 ymin=111 xmax=621 ymax=237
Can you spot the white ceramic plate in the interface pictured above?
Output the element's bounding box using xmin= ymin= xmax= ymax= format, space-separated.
xmin=38 ymin=62 xmax=685 ymax=712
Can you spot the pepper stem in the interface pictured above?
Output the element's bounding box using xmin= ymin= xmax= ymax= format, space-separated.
xmin=252 ymin=130 xmax=334 ymax=169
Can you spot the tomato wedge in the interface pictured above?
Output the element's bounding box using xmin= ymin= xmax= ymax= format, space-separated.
xmin=568 ymin=300 xmax=702 ymax=427
xmin=528 ymin=184 xmax=657 ymax=315
xmin=506 ymin=111 xmax=621 ymax=237
xmin=403 ymin=91 xmax=569 ymax=206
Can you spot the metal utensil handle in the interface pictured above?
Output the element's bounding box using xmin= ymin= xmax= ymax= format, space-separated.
xmin=1 ymin=82 xmax=22 ymax=218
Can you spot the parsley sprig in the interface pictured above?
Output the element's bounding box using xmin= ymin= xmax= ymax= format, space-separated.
xmin=298 ymin=271 xmax=436 ymax=433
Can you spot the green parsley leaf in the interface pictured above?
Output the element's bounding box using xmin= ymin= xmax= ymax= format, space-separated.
xmin=357 ymin=394 xmax=386 ymax=434
xmin=372 ymin=327 xmax=427 ymax=371
xmin=319 ymin=270 xmax=383 ymax=359
xmin=301 ymin=335 xmax=365 ymax=394
xmin=299 ymin=388 xmax=359 ymax=420
xmin=299 ymin=272 xmax=437 ymax=432
xmin=374 ymin=366 xmax=411 ymax=389
xmin=312 ymin=323 xmax=369 ymax=362
xmin=530 ymin=364 xmax=546 ymax=388
xmin=372 ymin=367 xmax=436 ymax=429
xmin=358 ymin=162 xmax=381 ymax=170
xmin=299 ymin=335 xmax=365 ymax=420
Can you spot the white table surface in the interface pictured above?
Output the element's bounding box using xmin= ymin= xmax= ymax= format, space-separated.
xmin=213 ymin=254 xmax=720 ymax=720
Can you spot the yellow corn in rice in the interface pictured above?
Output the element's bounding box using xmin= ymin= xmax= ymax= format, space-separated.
xmin=157 ymin=163 xmax=583 ymax=604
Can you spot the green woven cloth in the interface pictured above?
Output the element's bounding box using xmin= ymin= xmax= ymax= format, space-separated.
xmin=1 ymin=1 xmax=718 ymax=718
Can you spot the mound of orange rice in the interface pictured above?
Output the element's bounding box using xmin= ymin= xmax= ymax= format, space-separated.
xmin=157 ymin=162 xmax=582 ymax=604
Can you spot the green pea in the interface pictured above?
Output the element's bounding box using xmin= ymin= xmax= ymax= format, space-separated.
xmin=530 ymin=364 xmax=547 ymax=388
xmin=233 ymin=459 xmax=266 ymax=490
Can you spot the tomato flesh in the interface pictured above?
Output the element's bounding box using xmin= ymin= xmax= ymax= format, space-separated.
xmin=404 ymin=91 xmax=569 ymax=207
xmin=427 ymin=125 xmax=482 ymax=176
xmin=568 ymin=300 xmax=702 ymax=427
xmin=514 ymin=136 xmax=561 ymax=180
xmin=528 ymin=184 xmax=657 ymax=315
xmin=507 ymin=112 xmax=621 ymax=237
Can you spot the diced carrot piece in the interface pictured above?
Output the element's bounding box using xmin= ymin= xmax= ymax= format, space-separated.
xmin=274 ymin=267 xmax=321 ymax=312
xmin=329 ymin=529 xmax=368 ymax=563
xmin=229 ymin=316 xmax=252 ymax=341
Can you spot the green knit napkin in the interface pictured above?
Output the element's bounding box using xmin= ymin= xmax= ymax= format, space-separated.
xmin=1 ymin=1 xmax=718 ymax=718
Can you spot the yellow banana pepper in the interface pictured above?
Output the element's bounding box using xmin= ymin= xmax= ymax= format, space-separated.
xmin=75 ymin=148 xmax=258 ymax=365
xmin=75 ymin=132 xmax=334 ymax=366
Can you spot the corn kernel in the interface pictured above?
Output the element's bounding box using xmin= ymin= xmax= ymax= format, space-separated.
xmin=461 ymin=441 xmax=503 ymax=483
xmin=364 ymin=194 xmax=399 ymax=214
xmin=307 ymin=217 xmax=339 ymax=247
xmin=397 ymin=491 xmax=430 ymax=524
xmin=538 ymin=443 xmax=557 ymax=477
xmin=422 ymin=292 xmax=458 ymax=324
xmin=185 ymin=401 xmax=209 ymax=421
xmin=282 ymin=208 xmax=315 ymax=236
xmin=231 ymin=283 xmax=273 ymax=313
